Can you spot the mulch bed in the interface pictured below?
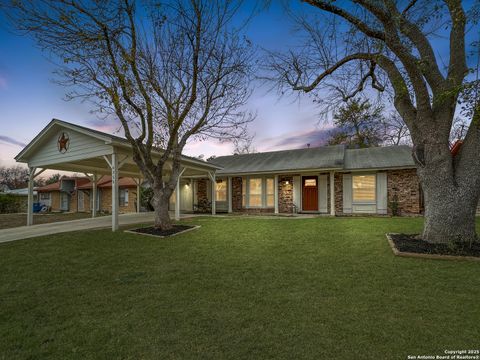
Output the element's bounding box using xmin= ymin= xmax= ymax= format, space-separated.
xmin=387 ymin=233 xmax=480 ymax=260
xmin=127 ymin=225 xmax=198 ymax=238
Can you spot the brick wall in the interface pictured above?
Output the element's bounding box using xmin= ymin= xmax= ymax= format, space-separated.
xmin=333 ymin=169 xmax=422 ymax=216
xmin=70 ymin=191 xmax=78 ymax=212
xmin=99 ymin=187 xmax=137 ymax=213
xmin=386 ymin=169 xmax=421 ymax=215
xmin=50 ymin=191 xmax=61 ymax=211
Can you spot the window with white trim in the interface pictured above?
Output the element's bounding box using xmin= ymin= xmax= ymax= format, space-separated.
xmin=249 ymin=178 xmax=262 ymax=207
xmin=216 ymin=180 xmax=227 ymax=201
xmin=40 ymin=192 xmax=51 ymax=200
xmin=352 ymin=175 xmax=376 ymax=202
xmin=242 ymin=177 xmax=275 ymax=208
xmin=266 ymin=178 xmax=274 ymax=207
xmin=119 ymin=188 xmax=129 ymax=207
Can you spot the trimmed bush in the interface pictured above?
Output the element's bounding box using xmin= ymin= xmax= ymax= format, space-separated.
xmin=0 ymin=194 xmax=23 ymax=214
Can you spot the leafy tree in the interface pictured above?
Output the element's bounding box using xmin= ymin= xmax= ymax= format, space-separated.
xmin=268 ymin=0 xmax=480 ymax=244
xmin=327 ymin=99 xmax=384 ymax=147
xmin=44 ymin=173 xmax=61 ymax=185
xmin=4 ymin=0 xmax=254 ymax=230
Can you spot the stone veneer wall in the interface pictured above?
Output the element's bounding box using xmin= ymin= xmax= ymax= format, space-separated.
xmin=334 ymin=169 xmax=422 ymax=216
xmin=334 ymin=173 xmax=344 ymax=215
xmin=278 ymin=175 xmax=294 ymax=213
xmin=232 ymin=177 xmax=243 ymax=211
xmin=197 ymin=179 xmax=208 ymax=204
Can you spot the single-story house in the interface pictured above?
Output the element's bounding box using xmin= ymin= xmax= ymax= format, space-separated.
xmin=198 ymin=145 xmax=423 ymax=216
xmin=15 ymin=119 xmax=431 ymax=230
xmin=36 ymin=175 xmax=139 ymax=213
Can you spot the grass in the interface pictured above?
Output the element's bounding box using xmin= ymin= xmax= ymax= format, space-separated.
xmin=0 ymin=212 xmax=103 ymax=230
xmin=0 ymin=216 xmax=479 ymax=359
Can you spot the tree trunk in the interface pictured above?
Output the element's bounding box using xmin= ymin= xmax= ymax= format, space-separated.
xmin=152 ymin=183 xmax=173 ymax=231
xmin=417 ymin=147 xmax=479 ymax=244
xmin=421 ymin=181 xmax=478 ymax=244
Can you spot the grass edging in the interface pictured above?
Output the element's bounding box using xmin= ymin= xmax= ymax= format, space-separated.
xmin=386 ymin=233 xmax=480 ymax=262
xmin=125 ymin=225 xmax=201 ymax=238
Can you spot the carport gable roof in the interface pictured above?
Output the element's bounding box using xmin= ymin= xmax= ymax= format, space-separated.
xmin=210 ymin=145 xmax=346 ymax=175
xmin=15 ymin=119 xmax=221 ymax=174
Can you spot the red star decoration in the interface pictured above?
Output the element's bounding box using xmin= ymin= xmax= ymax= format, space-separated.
xmin=58 ymin=133 xmax=69 ymax=152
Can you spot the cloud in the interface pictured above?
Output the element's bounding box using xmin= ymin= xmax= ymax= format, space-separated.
xmin=85 ymin=118 xmax=123 ymax=135
xmin=0 ymin=135 xmax=26 ymax=148
xmin=258 ymin=128 xmax=333 ymax=151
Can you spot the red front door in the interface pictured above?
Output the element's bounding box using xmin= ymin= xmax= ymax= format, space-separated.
xmin=302 ymin=176 xmax=318 ymax=211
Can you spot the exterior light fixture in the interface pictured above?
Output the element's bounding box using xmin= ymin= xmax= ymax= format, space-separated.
xmin=285 ymin=180 xmax=290 ymax=185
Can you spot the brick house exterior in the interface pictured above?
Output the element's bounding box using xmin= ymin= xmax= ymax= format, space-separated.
xmin=190 ymin=145 xmax=425 ymax=217
xmin=36 ymin=176 xmax=139 ymax=214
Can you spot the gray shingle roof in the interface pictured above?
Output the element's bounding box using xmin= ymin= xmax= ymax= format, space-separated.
xmin=344 ymin=145 xmax=415 ymax=170
xmin=210 ymin=145 xmax=415 ymax=175
xmin=211 ymin=145 xmax=345 ymax=175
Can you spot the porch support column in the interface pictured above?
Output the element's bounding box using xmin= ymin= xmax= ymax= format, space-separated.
xmin=329 ymin=171 xmax=335 ymax=216
xmin=27 ymin=166 xmax=36 ymax=226
xmin=274 ymin=174 xmax=279 ymax=214
xmin=208 ymin=171 xmax=216 ymax=215
xmin=92 ymin=173 xmax=97 ymax=218
xmin=175 ymin=168 xmax=186 ymax=221
xmin=228 ymin=176 xmax=232 ymax=213
xmin=111 ymin=153 xmax=119 ymax=231
xmin=136 ymin=178 xmax=141 ymax=213
xmin=175 ymin=176 xmax=181 ymax=221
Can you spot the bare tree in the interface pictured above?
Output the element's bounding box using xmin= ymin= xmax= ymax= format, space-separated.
xmin=450 ymin=117 xmax=470 ymax=144
xmin=4 ymin=0 xmax=254 ymax=230
xmin=233 ymin=135 xmax=256 ymax=154
xmin=267 ymin=0 xmax=480 ymax=244
xmin=382 ymin=111 xmax=411 ymax=146
xmin=0 ymin=165 xmax=29 ymax=189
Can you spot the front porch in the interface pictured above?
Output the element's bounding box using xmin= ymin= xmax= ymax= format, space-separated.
xmin=179 ymin=172 xmax=337 ymax=216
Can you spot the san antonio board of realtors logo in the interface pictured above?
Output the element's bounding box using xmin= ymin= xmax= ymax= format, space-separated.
xmin=57 ymin=132 xmax=70 ymax=154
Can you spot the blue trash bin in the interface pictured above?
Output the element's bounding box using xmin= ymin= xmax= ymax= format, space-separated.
xmin=33 ymin=203 xmax=43 ymax=213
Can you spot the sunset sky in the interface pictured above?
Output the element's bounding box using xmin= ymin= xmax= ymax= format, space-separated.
xmin=0 ymin=2 xmax=331 ymax=169
xmin=0 ymin=1 xmax=477 ymax=169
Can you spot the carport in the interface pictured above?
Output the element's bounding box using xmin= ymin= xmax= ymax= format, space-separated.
xmin=15 ymin=119 xmax=221 ymax=231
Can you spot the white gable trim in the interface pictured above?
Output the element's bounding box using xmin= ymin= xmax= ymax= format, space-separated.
xmin=15 ymin=119 xmax=113 ymax=162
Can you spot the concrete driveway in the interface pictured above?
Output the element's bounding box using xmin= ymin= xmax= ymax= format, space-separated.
xmin=0 ymin=212 xmax=182 ymax=244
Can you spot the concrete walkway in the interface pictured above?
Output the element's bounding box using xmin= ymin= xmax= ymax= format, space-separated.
xmin=0 ymin=212 xmax=191 ymax=244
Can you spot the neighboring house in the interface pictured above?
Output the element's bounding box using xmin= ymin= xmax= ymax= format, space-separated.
xmin=77 ymin=176 xmax=138 ymax=213
xmin=36 ymin=175 xmax=138 ymax=213
xmin=1 ymin=188 xmax=38 ymax=213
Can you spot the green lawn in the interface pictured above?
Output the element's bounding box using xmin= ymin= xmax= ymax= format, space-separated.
xmin=0 ymin=217 xmax=479 ymax=359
